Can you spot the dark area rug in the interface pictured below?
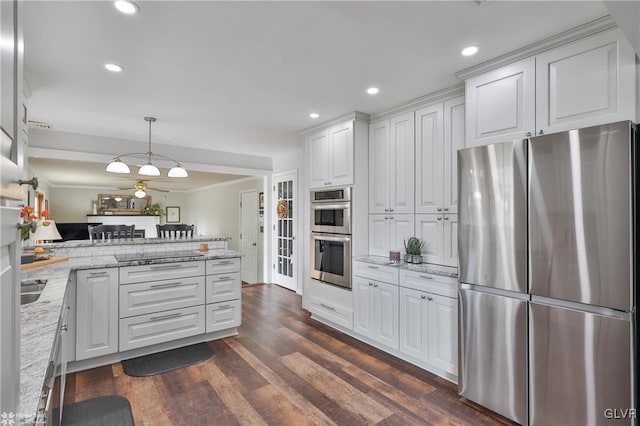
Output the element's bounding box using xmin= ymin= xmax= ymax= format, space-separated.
xmin=53 ymin=395 xmax=134 ymax=426
xmin=122 ymin=342 xmax=213 ymax=377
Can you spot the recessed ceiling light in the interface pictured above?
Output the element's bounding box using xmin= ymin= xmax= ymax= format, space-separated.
xmin=309 ymin=113 xmax=319 ymax=119
xmin=104 ymin=63 xmax=124 ymax=73
xmin=114 ymin=0 xmax=139 ymax=15
xmin=367 ymin=87 xmax=380 ymax=95
xmin=461 ymin=46 xmax=479 ymax=56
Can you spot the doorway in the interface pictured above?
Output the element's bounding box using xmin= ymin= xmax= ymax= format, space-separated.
xmin=272 ymin=171 xmax=297 ymax=291
xmin=239 ymin=190 xmax=258 ymax=284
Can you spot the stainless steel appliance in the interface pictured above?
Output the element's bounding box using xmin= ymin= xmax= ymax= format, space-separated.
xmin=310 ymin=187 xmax=352 ymax=288
xmin=458 ymin=121 xmax=637 ymax=425
xmin=310 ymin=187 xmax=351 ymax=234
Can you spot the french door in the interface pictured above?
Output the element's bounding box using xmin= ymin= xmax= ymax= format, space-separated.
xmin=272 ymin=172 xmax=297 ymax=291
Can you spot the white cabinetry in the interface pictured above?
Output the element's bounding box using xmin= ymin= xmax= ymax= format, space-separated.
xmin=465 ymin=29 xmax=636 ymax=147
xmin=76 ymin=268 xmax=119 ymax=361
xmin=353 ymin=277 xmax=399 ymax=350
xmin=399 ymin=270 xmax=457 ymax=376
xmin=415 ymin=214 xmax=457 ymax=267
xmin=368 ymin=214 xmax=414 ymax=257
xmin=306 ymin=121 xmax=354 ymax=189
xmin=205 ymin=258 xmax=242 ymax=333
xmin=369 ymin=112 xmax=415 ymax=214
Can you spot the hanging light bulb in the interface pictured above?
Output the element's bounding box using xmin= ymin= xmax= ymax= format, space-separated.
xmin=134 ymin=189 xmax=146 ymax=198
xmin=167 ymin=164 xmax=188 ymax=178
xmin=105 ymin=158 xmax=131 ymax=174
xmin=138 ymin=162 xmax=161 ymax=176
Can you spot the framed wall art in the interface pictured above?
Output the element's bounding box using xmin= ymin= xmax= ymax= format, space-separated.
xmin=166 ymin=206 xmax=180 ymax=223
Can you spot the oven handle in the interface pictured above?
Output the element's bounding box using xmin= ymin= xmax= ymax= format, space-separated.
xmin=310 ymin=202 xmax=351 ymax=211
xmin=311 ymin=233 xmax=351 ymax=242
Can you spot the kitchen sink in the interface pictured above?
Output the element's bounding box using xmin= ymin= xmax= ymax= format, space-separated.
xmin=20 ymin=279 xmax=48 ymax=305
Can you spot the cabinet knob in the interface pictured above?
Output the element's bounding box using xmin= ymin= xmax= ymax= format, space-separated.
xmin=389 ymin=209 xmax=394 ymax=212
xmin=421 ymin=295 xmax=426 ymax=300
xmin=17 ymin=176 xmax=39 ymax=190
xmin=384 ymin=208 xmax=389 ymax=212
xmin=428 ymin=296 xmax=433 ymax=301
xmin=437 ymin=217 xmax=442 ymax=221
xmin=538 ymin=130 xmax=544 ymax=135
xmin=374 ymin=284 xmax=378 ymax=287
xmin=444 ymin=216 xmax=449 ymax=221
xmin=437 ymin=208 xmax=442 ymax=212
xmin=526 ymin=132 xmax=532 ymax=137
xmin=389 ymin=216 xmax=394 ymax=220
xmin=443 ymin=208 xmax=449 ymax=212
xmin=369 ymin=282 xmax=373 ymax=286
xmin=384 ymin=216 xmax=389 ymax=220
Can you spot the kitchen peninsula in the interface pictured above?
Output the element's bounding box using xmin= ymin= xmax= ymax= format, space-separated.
xmin=20 ymin=236 xmax=242 ymax=424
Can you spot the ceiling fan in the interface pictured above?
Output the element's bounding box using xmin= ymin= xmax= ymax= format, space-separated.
xmin=118 ymin=179 xmax=169 ymax=197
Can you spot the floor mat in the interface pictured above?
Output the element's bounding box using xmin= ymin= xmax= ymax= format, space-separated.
xmin=53 ymin=395 xmax=134 ymax=426
xmin=121 ymin=342 xmax=213 ymax=377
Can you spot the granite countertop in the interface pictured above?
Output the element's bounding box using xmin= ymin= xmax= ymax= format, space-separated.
xmin=19 ymin=248 xmax=242 ymax=423
xmin=353 ymin=255 xmax=458 ymax=279
xmin=23 ymin=235 xmax=231 ymax=250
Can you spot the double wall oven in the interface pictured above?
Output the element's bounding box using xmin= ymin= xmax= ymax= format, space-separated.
xmin=310 ymin=187 xmax=352 ymax=289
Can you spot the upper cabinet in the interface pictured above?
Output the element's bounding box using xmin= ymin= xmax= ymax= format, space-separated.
xmin=369 ymin=111 xmax=415 ymax=214
xmin=464 ymin=28 xmax=636 ymax=147
xmin=306 ymin=120 xmax=354 ymax=189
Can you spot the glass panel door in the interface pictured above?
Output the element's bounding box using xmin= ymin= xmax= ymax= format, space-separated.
xmin=273 ymin=172 xmax=296 ymax=291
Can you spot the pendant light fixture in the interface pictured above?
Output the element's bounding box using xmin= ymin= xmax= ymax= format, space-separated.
xmin=105 ymin=116 xmax=189 ymax=178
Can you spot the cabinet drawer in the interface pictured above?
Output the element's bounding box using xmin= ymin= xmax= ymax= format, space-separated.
xmin=206 ymin=299 xmax=241 ymax=333
xmin=120 ymin=261 xmax=205 ymax=285
xmin=119 ymin=276 xmax=205 ymax=318
xmin=206 ymin=257 xmax=241 ymax=274
xmin=119 ymin=305 xmax=205 ymax=351
xmin=400 ymin=270 xmax=457 ymax=298
xmin=353 ymin=260 xmax=399 ymax=285
xmin=206 ymin=272 xmax=241 ymax=304
xmin=308 ymin=297 xmax=353 ymax=330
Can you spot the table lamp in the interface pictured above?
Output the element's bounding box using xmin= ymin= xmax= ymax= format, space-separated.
xmin=32 ymin=220 xmax=63 ymax=244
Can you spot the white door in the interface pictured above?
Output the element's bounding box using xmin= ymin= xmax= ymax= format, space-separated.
xmin=389 ymin=215 xmax=415 ymax=255
xmin=307 ymin=129 xmax=329 ymax=189
xmin=373 ymin=281 xmax=399 ymax=349
xmin=328 ymin=121 xmax=354 ymax=186
xmin=415 ymin=104 xmax=443 ymax=214
xmin=443 ymin=96 xmax=465 ymax=213
xmin=399 ymin=287 xmax=428 ymax=361
xmin=272 ymin=172 xmax=297 ymax=291
xmin=1 ymin=0 xmax=24 ymax=415
xmin=427 ymin=294 xmax=458 ymax=375
xmin=240 ymin=190 xmax=258 ymax=284
xmin=443 ymin=213 xmax=458 ymax=268
xmin=353 ymin=276 xmax=374 ymax=338
xmin=416 ymin=214 xmax=444 ymax=265
xmin=368 ymin=120 xmax=389 ymax=214
xmin=389 ymin=112 xmax=415 ymax=214
xmin=368 ymin=215 xmax=389 ymax=257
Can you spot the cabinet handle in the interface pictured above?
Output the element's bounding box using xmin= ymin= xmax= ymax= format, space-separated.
xmin=216 ymin=304 xmax=231 ymax=309
xmin=526 ymin=131 xmax=532 ymax=137
xmin=150 ymin=264 xmax=183 ymax=270
xmin=384 ymin=216 xmax=389 ymax=220
xmin=437 ymin=208 xmax=442 ymax=212
xmin=319 ymin=303 xmax=336 ymax=311
xmin=60 ymin=324 xmax=68 ymax=332
xmin=218 ymin=276 xmax=231 ymax=280
xmin=384 ymin=208 xmax=389 ymax=212
xmin=421 ymin=295 xmax=426 ymax=300
xmin=389 ymin=216 xmax=394 ymax=220
xmin=437 ymin=217 xmax=442 ymax=221
xmin=150 ymin=312 xmax=182 ymax=321
xmin=443 ymin=208 xmax=449 ymax=212
xmin=367 ymin=265 xmax=379 ymax=269
xmin=88 ymin=271 xmax=108 ymax=276
xmin=428 ymin=296 xmax=433 ymax=301
xmin=216 ymin=260 xmax=233 ymax=265
xmin=373 ymin=284 xmax=378 ymax=287
xmin=368 ymin=282 xmax=373 ymax=286
xmin=444 ymin=216 xmax=449 ymax=221
xmin=17 ymin=176 xmax=39 ymax=190
xmin=389 ymin=208 xmax=394 ymax=212
xmin=419 ymin=275 xmax=434 ymax=280
xmin=538 ymin=129 xmax=544 ymax=135
xmin=150 ymin=281 xmax=182 ymax=288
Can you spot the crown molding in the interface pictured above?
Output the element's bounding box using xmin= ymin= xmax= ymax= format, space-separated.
xmin=456 ymin=15 xmax=617 ymax=80
xmin=300 ymin=111 xmax=370 ymax=135
xmin=369 ymin=84 xmax=465 ymax=122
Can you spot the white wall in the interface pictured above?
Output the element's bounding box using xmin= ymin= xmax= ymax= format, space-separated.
xmin=48 ymin=186 xmax=187 ymax=223
xmin=184 ymin=177 xmax=264 ymax=251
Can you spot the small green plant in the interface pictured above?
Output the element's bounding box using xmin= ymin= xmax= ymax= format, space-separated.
xmin=150 ymin=202 xmax=163 ymax=216
xmin=404 ymin=237 xmax=423 ymax=255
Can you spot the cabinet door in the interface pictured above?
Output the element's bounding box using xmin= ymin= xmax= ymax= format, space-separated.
xmin=536 ymin=29 xmax=636 ymax=135
xmin=415 ymin=214 xmax=444 ymax=265
xmin=465 ymin=57 xmax=535 ymax=147
xmin=374 ymin=281 xmax=399 ymax=349
xmin=443 ymin=96 xmax=465 ymax=213
xmin=427 ymin=294 xmax=457 ymax=375
xmin=368 ymin=215 xmax=390 ymax=257
xmin=369 ymin=120 xmax=390 ymax=214
xmin=205 ymin=272 xmax=241 ymax=304
xmin=389 ymin=112 xmax=415 ymax=214
xmin=415 ymin=104 xmax=443 ymax=214
xmin=206 ymin=299 xmax=241 ymax=333
xmin=307 ymin=129 xmax=329 ymax=189
xmin=442 ymin=214 xmax=458 ymax=268
xmin=353 ymin=276 xmax=374 ymax=338
xmin=328 ymin=121 xmax=354 ymax=186
xmin=399 ymin=287 xmax=428 ymax=361
xmin=389 ymin=215 xmax=415 ymax=255
xmin=76 ymin=269 xmax=119 ymax=361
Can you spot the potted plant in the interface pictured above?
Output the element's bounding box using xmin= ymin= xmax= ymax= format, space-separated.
xmin=403 ymin=237 xmax=424 ymax=264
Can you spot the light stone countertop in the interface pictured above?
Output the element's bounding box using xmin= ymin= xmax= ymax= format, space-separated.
xmin=22 ymin=235 xmax=230 ymax=250
xmin=19 ymin=248 xmax=242 ymax=424
xmin=353 ymin=255 xmax=458 ymax=279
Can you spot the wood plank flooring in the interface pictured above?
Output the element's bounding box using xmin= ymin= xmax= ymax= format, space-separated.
xmin=58 ymin=284 xmax=514 ymax=425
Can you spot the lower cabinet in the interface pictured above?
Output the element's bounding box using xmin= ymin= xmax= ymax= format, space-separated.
xmin=353 ymin=276 xmax=399 ymax=350
xmin=76 ymin=268 xmax=119 ymax=361
xmin=119 ymin=305 xmax=206 ymax=352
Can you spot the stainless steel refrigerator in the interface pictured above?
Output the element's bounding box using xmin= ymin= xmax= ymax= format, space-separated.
xmin=458 ymin=121 xmax=637 ymax=425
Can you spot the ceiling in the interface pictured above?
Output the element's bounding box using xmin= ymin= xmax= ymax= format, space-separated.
xmin=23 ymin=1 xmax=609 ymax=190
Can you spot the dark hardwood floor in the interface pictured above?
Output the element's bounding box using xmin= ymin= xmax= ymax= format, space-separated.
xmin=58 ymin=284 xmax=514 ymax=425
